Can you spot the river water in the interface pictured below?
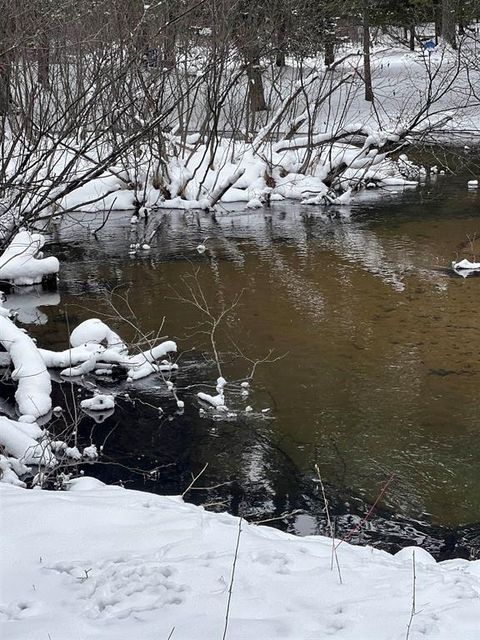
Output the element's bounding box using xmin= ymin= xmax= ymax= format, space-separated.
xmin=8 ymin=174 xmax=480 ymax=557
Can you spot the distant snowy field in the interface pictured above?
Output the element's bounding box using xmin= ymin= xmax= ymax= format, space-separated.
xmin=1 ymin=479 xmax=479 ymax=640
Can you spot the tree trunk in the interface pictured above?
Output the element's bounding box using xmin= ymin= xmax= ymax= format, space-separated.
xmin=363 ymin=3 xmax=374 ymax=102
xmin=325 ymin=38 xmax=335 ymax=66
xmin=275 ymin=50 xmax=286 ymax=68
xmin=409 ymin=25 xmax=415 ymax=51
xmin=37 ymin=31 xmax=50 ymax=88
xmin=0 ymin=8 xmax=12 ymax=117
xmin=442 ymin=0 xmax=457 ymax=49
xmin=275 ymin=18 xmax=287 ymax=67
xmin=0 ymin=56 xmax=11 ymax=117
xmin=163 ymin=7 xmax=176 ymax=70
xmin=324 ymin=14 xmax=336 ymax=67
xmin=458 ymin=8 xmax=465 ymax=37
xmin=434 ymin=0 xmax=441 ymax=44
xmin=247 ymin=59 xmax=267 ymax=112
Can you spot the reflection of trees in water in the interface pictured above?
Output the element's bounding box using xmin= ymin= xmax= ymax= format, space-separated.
xmin=47 ymin=203 xmax=448 ymax=296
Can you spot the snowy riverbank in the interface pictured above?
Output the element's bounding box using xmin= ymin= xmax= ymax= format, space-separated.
xmin=5 ymin=39 xmax=479 ymax=226
xmin=1 ymin=479 xmax=479 ymax=640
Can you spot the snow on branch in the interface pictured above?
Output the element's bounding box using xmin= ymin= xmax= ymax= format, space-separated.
xmin=199 ymin=168 xmax=246 ymax=210
xmin=0 ymin=316 xmax=52 ymax=419
xmin=38 ymin=319 xmax=178 ymax=382
xmin=0 ymin=416 xmax=56 ymax=467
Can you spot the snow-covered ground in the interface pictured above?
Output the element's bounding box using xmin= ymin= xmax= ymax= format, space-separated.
xmin=1 ymin=479 xmax=479 ymax=640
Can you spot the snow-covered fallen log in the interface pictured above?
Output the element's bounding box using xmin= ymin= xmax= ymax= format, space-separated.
xmin=38 ymin=343 xmax=106 ymax=368
xmin=129 ymin=340 xmax=178 ymax=365
xmin=0 ymin=316 xmax=52 ymax=418
xmin=199 ymin=167 xmax=246 ymax=209
xmin=0 ymin=230 xmax=59 ymax=286
xmin=452 ymin=258 xmax=480 ymax=271
xmin=70 ymin=318 xmax=127 ymax=352
xmin=39 ymin=319 xmax=178 ymax=382
xmin=27 ymin=130 xmax=425 ymax=216
xmin=198 ymin=379 xmax=228 ymax=409
xmin=127 ymin=359 xmax=178 ymax=381
xmin=0 ymin=316 xmax=177 ymax=424
xmin=60 ymin=354 xmax=100 ymax=377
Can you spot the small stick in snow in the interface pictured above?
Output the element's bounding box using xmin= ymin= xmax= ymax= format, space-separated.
xmin=405 ymin=551 xmax=417 ymax=640
xmin=222 ymin=516 xmax=242 ymax=640
xmin=315 ymin=463 xmax=342 ymax=584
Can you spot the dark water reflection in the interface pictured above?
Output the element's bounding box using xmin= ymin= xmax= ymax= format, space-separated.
xmin=8 ymin=175 xmax=480 ymax=558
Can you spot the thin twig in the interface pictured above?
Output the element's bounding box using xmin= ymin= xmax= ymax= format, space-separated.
xmin=315 ymin=463 xmax=342 ymax=584
xmin=181 ymin=462 xmax=209 ymax=498
xmin=335 ymin=474 xmax=395 ymax=551
xmin=222 ymin=517 xmax=242 ymax=640
xmin=405 ymin=550 xmax=416 ymax=640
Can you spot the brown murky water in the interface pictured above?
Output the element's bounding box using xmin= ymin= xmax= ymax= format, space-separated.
xmin=16 ymin=175 xmax=480 ymax=543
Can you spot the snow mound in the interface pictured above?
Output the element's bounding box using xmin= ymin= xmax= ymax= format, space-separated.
xmin=0 ymin=454 xmax=29 ymax=486
xmin=67 ymin=476 xmax=105 ymax=491
xmin=0 ymin=230 xmax=59 ymax=286
xmin=197 ymin=391 xmax=226 ymax=408
xmin=452 ymin=259 xmax=480 ymax=278
xmin=80 ymin=394 xmax=115 ymax=411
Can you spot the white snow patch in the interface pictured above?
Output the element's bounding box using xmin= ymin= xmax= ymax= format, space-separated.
xmin=0 ymin=230 xmax=59 ymax=286
xmin=197 ymin=391 xmax=226 ymax=408
xmin=80 ymin=394 xmax=115 ymax=411
xmin=1 ymin=483 xmax=479 ymax=639
xmin=70 ymin=319 xmax=127 ymax=352
xmin=0 ymin=416 xmax=55 ymax=466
